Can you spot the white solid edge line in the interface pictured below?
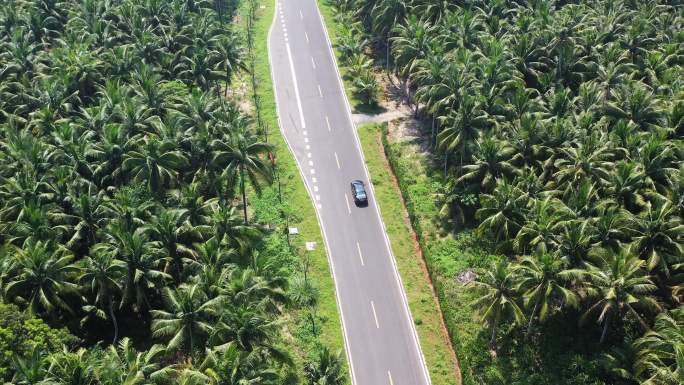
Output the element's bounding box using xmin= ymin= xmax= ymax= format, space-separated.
xmin=285 ymin=41 xmax=306 ymax=129
xmin=312 ymin=1 xmax=432 ymax=384
xmin=370 ymin=300 xmax=380 ymax=329
xmin=267 ymin=2 xmax=358 ymax=385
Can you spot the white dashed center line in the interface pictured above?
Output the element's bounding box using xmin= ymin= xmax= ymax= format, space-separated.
xmin=371 ymin=301 xmax=380 ymax=328
xmin=305 ymin=31 xmax=310 ymax=43
xmin=307 ymin=153 xmax=312 ymax=158
xmin=318 ymin=84 xmax=323 ymax=98
xmin=299 ymin=9 xmax=303 ymax=19
xmin=310 ymin=168 xmax=315 ymax=174
xmin=388 ymin=371 xmax=394 ymax=385
xmin=325 ymin=116 xmax=331 ymax=131
xmin=334 ymin=152 xmax=341 ymax=169
xmin=311 ymin=57 xmax=316 ymax=69
xmin=356 ymin=242 xmax=365 ymax=266
xmin=308 ymin=160 xmax=313 ymax=166
xmin=345 ymin=194 xmax=352 ymax=214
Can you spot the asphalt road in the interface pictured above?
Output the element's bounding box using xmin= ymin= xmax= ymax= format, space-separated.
xmin=267 ymin=1 xmax=432 ymax=384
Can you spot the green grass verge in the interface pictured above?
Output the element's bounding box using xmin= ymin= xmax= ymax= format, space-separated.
xmin=241 ymin=0 xmax=347 ymax=377
xmin=378 ymin=123 xmax=609 ymax=385
xmin=315 ymin=0 xmax=385 ymax=114
xmin=358 ymin=123 xmax=459 ymax=385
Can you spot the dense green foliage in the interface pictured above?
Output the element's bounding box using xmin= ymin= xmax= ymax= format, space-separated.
xmin=332 ymin=0 xmax=684 ymax=384
xmin=0 ymin=0 xmax=344 ymax=383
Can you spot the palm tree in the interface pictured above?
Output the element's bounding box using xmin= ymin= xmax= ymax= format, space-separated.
xmin=211 ymin=125 xmax=272 ymax=224
xmin=44 ymin=348 xmax=94 ymax=385
xmin=634 ymin=307 xmax=684 ymax=385
xmin=151 ymin=284 xmax=218 ymax=354
xmin=96 ymin=338 xmax=165 ymax=385
xmin=79 ymin=251 xmax=125 ymax=344
xmin=605 ymin=82 xmax=663 ymax=130
xmin=216 ymin=343 xmax=281 ymax=385
xmin=11 ymin=345 xmax=49 ymax=385
xmin=607 ymin=161 xmax=648 ymax=212
xmin=352 ymin=69 xmax=380 ymax=106
xmin=217 ymin=34 xmax=246 ymax=96
xmin=579 ymin=248 xmax=661 ymax=344
xmin=142 ymin=208 xmax=201 ymax=285
xmin=515 ymin=197 xmax=572 ymax=255
xmin=476 ymin=179 xmax=528 ymax=249
xmin=456 ymin=136 xmax=515 ymax=192
xmin=437 ymin=94 xmax=489 ymax=168
xmin=123 ymin=135 xmax=189 ymax=194
xmin=470 ymin=259 xmax=525 ymax=348
xmin=94 ymin=225 xmax=169 ymax=312
xmin=3 ymin=240 xmax=79 ymax=316
xmin=303 ymin=347 xmax=346 ymax=385
xmin=290 ymin=275 xmax=320 ymax=333
xmin=513 ymin=253 xmax=578 ymax=334
xmin=630 ymin=202 xmax=683 ymax=277
xmin=369 ymin=0 xmax=407 ymax=72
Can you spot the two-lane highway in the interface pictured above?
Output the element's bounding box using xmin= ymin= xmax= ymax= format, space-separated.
xmin=267 ymin=1 xmax=431 ymax=384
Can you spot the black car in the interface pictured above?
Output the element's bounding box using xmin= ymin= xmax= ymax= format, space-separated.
xmin=350 ymin=180 xmax=368 ymax=205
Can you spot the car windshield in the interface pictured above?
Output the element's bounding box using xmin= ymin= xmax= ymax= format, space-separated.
xmin=354 ymin=183 xmax=365 ymax=195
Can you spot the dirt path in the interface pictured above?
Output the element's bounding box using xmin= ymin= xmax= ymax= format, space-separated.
xmin=352 ymin=108 xmax=410 ymax=124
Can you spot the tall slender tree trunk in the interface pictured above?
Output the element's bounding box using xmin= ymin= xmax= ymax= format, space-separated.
xmin=224 ymin=69 xmax=229 ymax=97
xmin=527 ymin=293 xmax=542 ymax=335
xmin=600 ymin=313 xmax=612 ymax=344
xmin=386 ymin=34 xmax=391 ymax=76
xmin=490 ymin=305 xmax=502 ymax=348
xmin=627 ymin=306 xmax=650 ymax=332
xmin=189 ymin=325 xmax=194 ymax=355
xmin=171 ymin=245 xmax=181 ymax=285
xmin=431 ymin=117 xmax=436 ymax=149
xmin=240 ymin=164 xmax=248 ymax=224
xmin=108 ymin=296 xmax=119 ymax=345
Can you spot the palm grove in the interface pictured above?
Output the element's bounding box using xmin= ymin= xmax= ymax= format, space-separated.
xmin=330 ymin=0 xmax=684 ymax=384
xmin=0 ymin=0 xmax=345 ymax=384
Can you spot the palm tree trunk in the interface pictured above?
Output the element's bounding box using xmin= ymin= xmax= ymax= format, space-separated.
xmin=240 ymin=165 xmax=248 ymax=224
xmin=172 ymin=245 xmax=181 ymax=285
xmin=189 ymin=326 xmax=194 ymax=355
xmin=600 ymin=313 xmax=612 ymax=344
xmin=627 ymin=305 xmax=650 ymax=332
xmin=527 ymin=293 xmax=542 ymax=335
xmin=108 ymin=296 xmax=119 ymax=345
xmin=490 ymin=304 xmax=501 ymax=348
xmin=224 ymin=69 xmax=229 ymax=98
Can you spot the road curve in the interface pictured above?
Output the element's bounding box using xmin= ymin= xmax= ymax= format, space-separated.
xmin=267 ymin=1 xmax=432 ymax=384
